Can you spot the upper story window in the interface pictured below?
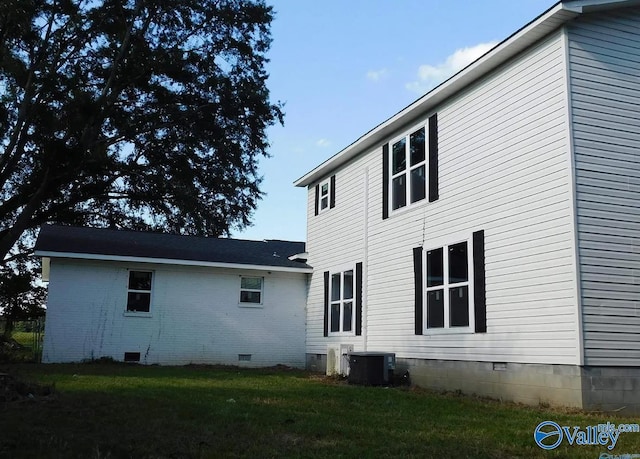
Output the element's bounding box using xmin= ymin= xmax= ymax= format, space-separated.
xmin=391 ymin=127 xmax=426 ymax=210
xmin=127 ymin=270 xmax=153 ymax=313
xmin=383 ymin=113 xmax=438 ymax=219
xmin=319 ymin=179 xmax=331 ymax=212
xmin=314 ymin=175 xmax=336 ymax=216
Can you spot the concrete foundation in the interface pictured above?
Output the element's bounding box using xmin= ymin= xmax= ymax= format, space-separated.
xmin=306 ymin=354 xmax=640 ymax=414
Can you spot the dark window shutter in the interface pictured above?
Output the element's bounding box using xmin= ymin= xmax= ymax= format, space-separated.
xmin=382 ymin=144 xmax=389 ymax=220
xmin=413 ymin=247 xmax=423 ymax=335
xmin=355 ymin=262 xmax=363 ymax=336
xmin=314 ymin=185 xmax=320 ymax=216
xmin=428 ymin=113 xmax=439 ymax=202
xmin=473 ymin=230 xmax=486 ymax=333
xmin=323 ymin=271 xmax=330 ymax=337
xmin=330 ymin=175 xmax=336 ymax=209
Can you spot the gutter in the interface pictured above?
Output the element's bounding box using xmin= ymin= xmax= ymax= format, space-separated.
xmin=34 ymin=250 xmax=314 ymax=274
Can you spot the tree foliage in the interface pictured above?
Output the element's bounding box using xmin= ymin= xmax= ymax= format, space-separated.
xmin=0 ymin=263 xmax=45 ymax=337
xmin=0 ymin=0 xmax=283 ymax=263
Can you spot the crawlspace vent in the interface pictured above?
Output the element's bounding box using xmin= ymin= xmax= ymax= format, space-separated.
xmin=124 ymin=352 xmax=141 ymax=362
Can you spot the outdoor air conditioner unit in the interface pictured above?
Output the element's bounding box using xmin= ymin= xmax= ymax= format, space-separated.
xmin=326 ymin=344 xmax=354 ymax=376
xmin=348 ymin=352 xmax=396 ymax=385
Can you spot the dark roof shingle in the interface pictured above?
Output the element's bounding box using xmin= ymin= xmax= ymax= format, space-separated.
xmin=34 ymin=225 xmax=311 ymax=270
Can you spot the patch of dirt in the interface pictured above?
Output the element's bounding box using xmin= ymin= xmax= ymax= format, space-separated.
xmin=0 ymin=372 xmax=54 ymax=403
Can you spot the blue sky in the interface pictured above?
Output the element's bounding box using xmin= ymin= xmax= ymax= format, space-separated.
xmin=233 ymin=0 xmax=558 ymax=242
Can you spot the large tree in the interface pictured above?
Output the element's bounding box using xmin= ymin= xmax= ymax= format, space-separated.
xmin=0 ymin=264 xmax=46 ymax=337
xmin=0 ymin=0 xmax=283 ymax=263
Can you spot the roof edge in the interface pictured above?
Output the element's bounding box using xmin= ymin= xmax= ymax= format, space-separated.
xmin=294 ymin=1 xmax=584 ymax=188
xmin=35 ymin=250 xmax=314 ymax=273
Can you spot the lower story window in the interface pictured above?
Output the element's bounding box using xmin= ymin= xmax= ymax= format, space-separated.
xmin=127 ymin=270 xmax=153 ymax=313
xmin=240 ymin=276 xmax=263 ymax=304
xmin=330 ymin=269 xmax=354 ymax=334
xmin=425 ymin=239 xmax=471 ymax=330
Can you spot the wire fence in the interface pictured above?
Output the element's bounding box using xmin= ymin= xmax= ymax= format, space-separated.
xmin=0 ymin=318 xmax=45 ymax=362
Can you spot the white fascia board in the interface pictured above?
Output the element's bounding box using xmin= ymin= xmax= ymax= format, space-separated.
xmin=34 ymin=251 xmax=314 ymax=274
xmin=41 ymin=257 xmax=50 ymax=282
xmin=294 ymin=2 xmax=582 ymax=188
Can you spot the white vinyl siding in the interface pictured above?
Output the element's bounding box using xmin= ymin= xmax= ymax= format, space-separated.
xmin=306 ymin=164 xmax=369 ymax=352
xmin=306 ymin=29 xmax=580 ymax=364
xmin=568 ymin=7 xmax=640 ymax=366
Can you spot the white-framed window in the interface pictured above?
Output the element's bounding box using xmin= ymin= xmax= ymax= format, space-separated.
xmin=127 ymin=270 xmax=153 ymax=313
xmin=329 ymin=268 xmax=355 ymax=334
xmin=424 ymin=237 xmax=474 ymax=331
xmin=390 ymin=126 xmax=426 ymax=212
xmin=319 ymin=178 xmax=331 ymax=213
xmin=240 ymin=276 xmax=263 ymax=305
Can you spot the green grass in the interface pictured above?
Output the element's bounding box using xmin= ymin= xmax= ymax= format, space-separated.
xmin=10 ymin=331 xmax=38 ymax=348
xmin=1 ymin=364 xmax=640 ymax=458
xmin=1 ymin=331 xmax=43 ymax=363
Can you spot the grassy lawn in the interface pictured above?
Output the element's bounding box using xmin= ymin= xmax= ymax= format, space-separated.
xmin=1 ymin=364 xmax=640 ymax=458
xmin=9 ymin=331 xmax=38 ymax=348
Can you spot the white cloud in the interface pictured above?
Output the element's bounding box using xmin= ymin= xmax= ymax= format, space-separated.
xmin=316 ymin=138 xmax=331 ymax=148
xmin=366 ymin=68 xmax=389 ymax=82
xmin=405 ymin=41 xmax=498 ymax=95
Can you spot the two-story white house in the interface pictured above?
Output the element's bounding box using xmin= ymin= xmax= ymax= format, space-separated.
xmin=295 ymin=0 xmax=640 ymax=412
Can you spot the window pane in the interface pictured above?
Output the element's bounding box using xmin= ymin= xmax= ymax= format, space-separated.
xmin=343 ymin=270 xmax=354 ymax=299
xmin=321 ymin=183 xmax=329 ymax=196
xmin=240 ymin=291 xmax=261 ymax=303
xmin=129 ymin=271 xmax=152 ymax=290
xmin=343 ymin=302 xmax=353 ymax=332
xmin=450 ymin=286 xmax=469 ymax=327
xmin=331 ymin=273 xmax=341 ymax=301
xmin=410 ymin=127 xmax=425 ymax=166
xmin=426 ymin=248 xmax=443 ymax=287
xmin=410 ymin=165 xmax=426 ymax=203
xmin=241 ymin=277 xmax=262 ymax=290
xmin=427 ymin=290 xmax=444 ymax=328
xmin=321 ymin=196 xmax=329 ymax=209
xmin=392 ymin=175 xmax=406 ymax=210
xmin=127 ymin=292 xmax=150 ymax=312
xmin=392 ymin=138 xmax=406 ymax=174
xmin=330 ymin=303 xmax=340 ymax=332
xmin=449 ymin=242 xmax=468 ymax=283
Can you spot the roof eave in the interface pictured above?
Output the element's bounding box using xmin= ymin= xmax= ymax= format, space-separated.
xmin=35 ymin=250 xmax=314 ymax=273
xmin=294 ymin=2 xmax=581 ymax=188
